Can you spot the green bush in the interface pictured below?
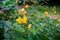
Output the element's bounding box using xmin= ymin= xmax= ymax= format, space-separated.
xmin=0 ymin=0 xmax=60 ymax=40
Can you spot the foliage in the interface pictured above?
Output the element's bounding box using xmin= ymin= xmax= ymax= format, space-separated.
xmin=0 ymin=0 xmax=60 ymax=40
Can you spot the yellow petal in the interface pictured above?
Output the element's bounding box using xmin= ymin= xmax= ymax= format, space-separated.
xmin=54 ymin=11 xmax=56 ymax=14
xmin=58 ymin=19 xmax=60 ymax=22
xmin=16 ymin=0 xmax=18 ymax=3
xmin=21 ymin=8 xmax=25 ymax=11
xmin=28 ymin=24 xmax=32 ymax=29
xmin=16 ymin=17 xmax=23 ymax=24
xmin=55 ymin=24 xmax=59 ymax=27
xmin=18 ymin=8 xmax=26 ymax=15
xmin=21 ymin=8 xmax=26 ymax=14
xmin=22 ymin=15 xmax=27 ymax=24
xmin=52 ymin=9 xmax=55 ymax=11
xmin=44 ymin=11 xmax=48 ymax=15
xmin=18 ymin=10 xmax=21 ymax=14
xmin=16 ymin=19 xmax=19 ymax=22
xmin=25 ymin=4 xmax=29 ymax=9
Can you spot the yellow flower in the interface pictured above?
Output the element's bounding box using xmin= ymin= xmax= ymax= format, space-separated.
xmin=22 ymin=15 xmax=27 ymax=24
xmin=25 ymin=4 xmax=29 ymax=9
xmin=16 ymin=15 xmax=27 ymax=24
xmin=16 ymin=17 xmax=23 ymax=24
xmin=44 ymin=11 xmax=48 ymax=15
xmin=52 ymin=9 xmax=55 ymax=11
xmin=18 ymin=8 xmax=26 ymax=15
xmin=54 ymin=11 xmax=56 ymax=14
xmin=28 ymin=24 xmax=32 ymax=29
xmin=54 ymin=24 xmax=59 ymax=27
xmin=45 ymin=6 xmax=48 ymax=8
xmin=52 ymin=6 xmax=56 ymax=14
xmin=16 ymin=0 xmax=18 ymax=3
xmin=58 ymin=19 xmax=60 ymax=22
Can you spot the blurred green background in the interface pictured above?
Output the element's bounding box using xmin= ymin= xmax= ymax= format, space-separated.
xmin=0 ymin=0 xmax=60 ymax=40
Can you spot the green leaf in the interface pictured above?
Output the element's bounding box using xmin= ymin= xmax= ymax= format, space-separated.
xmin=28 ymin=34 xmax=33 ymax=40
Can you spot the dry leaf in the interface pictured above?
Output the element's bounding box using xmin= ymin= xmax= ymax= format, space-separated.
xmin=46 ymin=14 xmax=60 ymax=19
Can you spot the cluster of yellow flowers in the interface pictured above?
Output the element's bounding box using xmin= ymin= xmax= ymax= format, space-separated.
xmin=18 ymin=8 xmax=26 ymax=15
xmin=16 ymin=8 xmax=27 ymax=24
xmin=16 ymin=15 xmax=27 ymax=24
xmin=16 ymin=5 xmax=32 ymax=29
xmin=52 ymin=6 xmax=56 ymax=14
